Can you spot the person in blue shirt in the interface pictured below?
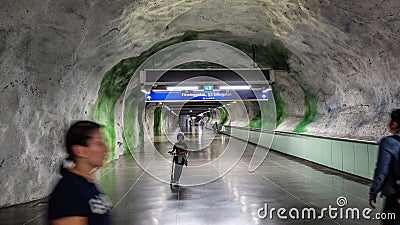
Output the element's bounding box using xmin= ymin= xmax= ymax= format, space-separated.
xmin=48 ymin=121 xmax=111 ymax=225
xmin=370 ymin=109 xmax=400 ymax=224
xmin=168 ymin=132 xmax=188 ymax=185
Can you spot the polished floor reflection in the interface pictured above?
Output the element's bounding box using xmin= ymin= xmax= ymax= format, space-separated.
xmin=0 ymin=127 xmax=383 ymax=224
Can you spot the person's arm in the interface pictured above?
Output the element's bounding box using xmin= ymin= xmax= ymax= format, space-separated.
xmin=178 ymin=150 xmax=188 ymax=155
xmin=172 ymin=144 xmax=188 ymax=155
xmin=369 ymin=137 xmax=394 ymax=208
xmin=178 ymin=143 xmax=189 ymax=155
xmin=51 ymin=216 xmax=88 ymax=225
xmin=168 ymin=145 xmax=176 ymax=154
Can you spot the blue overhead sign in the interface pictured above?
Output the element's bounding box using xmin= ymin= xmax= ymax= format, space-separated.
xmin=145 ymin=90 xmax=268 ymax=102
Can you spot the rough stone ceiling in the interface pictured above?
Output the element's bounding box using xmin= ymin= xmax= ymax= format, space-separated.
xmin=105 ymin=0 xmax=400 ymax=139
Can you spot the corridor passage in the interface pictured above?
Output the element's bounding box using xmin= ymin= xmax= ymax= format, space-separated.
xmin=1 ymin=127 xmax=380 ymax=225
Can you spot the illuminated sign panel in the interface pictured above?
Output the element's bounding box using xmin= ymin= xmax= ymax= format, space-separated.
xmin=203 ymin=85 xmax=213 ymax=91
xmin=145 ymin=91 xmax=268 ymax=102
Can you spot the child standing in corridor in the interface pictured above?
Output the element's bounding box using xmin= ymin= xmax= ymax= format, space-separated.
xmin=168 ymin=132 xmax=188 ymax=185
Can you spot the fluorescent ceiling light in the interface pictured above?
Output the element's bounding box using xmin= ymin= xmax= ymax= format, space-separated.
xmin=166 ymin=86 xmax=199 ymax=91
xmin=262 ymin=87 xmax=272 ymax=93
xmin=151 ymin=89 xmax=169 ymax=92
xmin=219 ymin=85 xmax=251 ymax=90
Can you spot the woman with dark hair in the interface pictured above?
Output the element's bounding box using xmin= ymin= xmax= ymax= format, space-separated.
xmin=48 ymin=121 xmax=111 ymax=225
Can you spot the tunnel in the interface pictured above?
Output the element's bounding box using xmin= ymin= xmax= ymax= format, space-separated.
xmin=0 ymin=0 xmax=400 ymax=224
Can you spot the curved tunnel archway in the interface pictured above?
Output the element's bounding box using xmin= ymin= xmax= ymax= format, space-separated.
xmin=91 ymin=30 xmax=293 ymax=162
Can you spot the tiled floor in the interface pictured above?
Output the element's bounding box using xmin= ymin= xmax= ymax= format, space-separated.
xmin=0 ymin=127 xmax=385 ymax=224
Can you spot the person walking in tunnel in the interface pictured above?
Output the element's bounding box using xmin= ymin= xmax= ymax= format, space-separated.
xmin=168 ymin=132 xmax=189 ymax=185
xmin=212 ymin=121 xmax=218 ymax=134
xmin=370 ymin=109 xmax=400 ymax=225
xmin=48 ymin=121 xmax=111 ymax=225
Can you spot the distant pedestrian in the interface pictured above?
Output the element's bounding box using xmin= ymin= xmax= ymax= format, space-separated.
xmin=212 ymin=122 xmax=218 ymax=134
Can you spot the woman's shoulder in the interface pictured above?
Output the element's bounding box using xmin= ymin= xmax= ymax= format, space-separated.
xmin=379 ymin=136 xmax=400 ymax=151
xmin=51 ymin=175 xmax=82 ymax=198
xmin=380 ymin=135 xmax=400 ymax=144
xmin=54 ymin=169 xmax=94 ymax=196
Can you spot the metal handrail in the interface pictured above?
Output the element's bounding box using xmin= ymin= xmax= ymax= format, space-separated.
xmin=220 ymin=125 xmax=379 ymax=145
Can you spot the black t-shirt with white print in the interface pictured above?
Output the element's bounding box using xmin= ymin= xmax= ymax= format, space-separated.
xmin=48 ymin=167 xmax=111 ymax=225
